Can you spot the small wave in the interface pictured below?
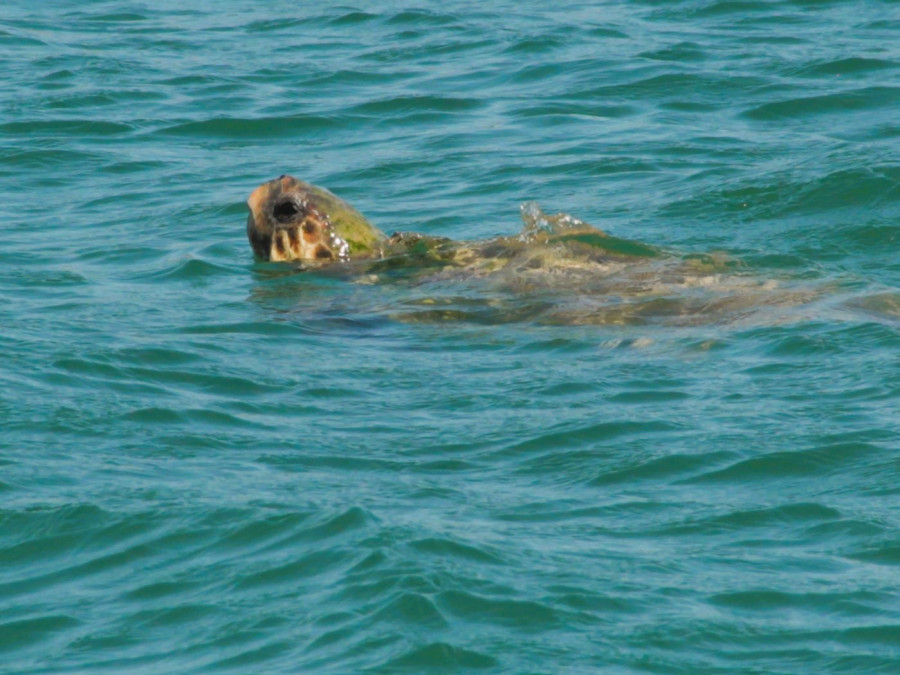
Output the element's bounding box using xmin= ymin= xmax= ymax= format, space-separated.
xmin=329 ymin=11 xmax=379 ymax=26
xmin=144 ymin=257 xmax=233 ymax=282
xmin=708 ymin=589 xmax=872 ymax=613
xmin=244 ymin=17 xmax=318 ymax=33
xmin=98 ymin=159 xmax=168 ymax=174
xmin=845 ymin=544 xmax=900 ymax=566
xmin=408 ymin=537 xmax=504 ymax=565
xmin=591 ymin=451 xmax=731 ymax=487
xmin=793 ymin=57 xmax=897 ymax=77
xmin=386 ymin=10 xmax=460 ymax=26
xmin=123 ymin=580 xmax=201 ymax=601
xmin=179 ymin=320 xmax=312 ymax=337
xmin=377 ymin=642 xmax=498 ymax=670
xmin=45 ymin=90 xmax=165 ymax=110
xmin=234 ymin=549 xmax=356 ymax=590
xmin=85 ymin=13 xmax=148 ymax=23
xmin=689 ymin=441 xmax=879 ymax=483
xmin=512 ymin=102 xmax=638 ymax=119
xmin=302 ymin=68 xmax=399 ymax=87
xmin=436 ymin=589 xmax=560 ymax=629
xmin=0 ymin=120 xmax=133 ymax=137
xmin=349 ymin=95 xmax=482 ymax=115
xmin=494 ymin=501 xmax=660 ymax=524
xmin=830 ymin=220 xmax=900 ymax=267
xmin=367 ymin=592 xmax=449 ymax=629
xmin=585 ymin=72 xmax=766 ymax=100
xmin=639 ymin=42 xmax=707 ymax=63
xmin=503 ymin=34 xmax=568 ymax=55
xmin=160 ymin=115 xmax=342 ymax=138
xmin=586 ymin=27 xmax=628 ymax=39
xmin=0 ymin=507 xmax=164 ymax=603
xmin=6 ymin=269 xmax=89 ymax=287
xmin=0 ymin=614 xmax=81 ymax=653
xmin=661 ymin=165 xmax=898 ymax=220
xmin=497 ymin=419 xmax=681 ymax=457
xmin=0 ymin=29 xmax=47 ymax=47
xmin=744 ymin=86 xmax=899 ymax=120
xmin=156 ymin=74 xmax=219 ymax=86
xmin=120 ymin=407 xmax=260 ymax=429
xmin=692 ymin=0 xmax=783 ymax=18
xmin=259 ymin=454 xmax=402 ymax=474
xmin=831 ymin=625 xmax=900 ymax=647
xmin=656 ymin=502 xmax=847 ymax=540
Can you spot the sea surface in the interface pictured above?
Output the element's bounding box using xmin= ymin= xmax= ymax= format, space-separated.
xmin=1 ymin=1 xmax=898 ymax=672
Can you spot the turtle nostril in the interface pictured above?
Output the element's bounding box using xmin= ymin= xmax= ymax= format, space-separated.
xmin=273 ymin=198 xmax=300 ymax=223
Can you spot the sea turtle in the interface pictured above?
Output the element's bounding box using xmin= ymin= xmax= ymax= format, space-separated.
xmin=247 ymin=174 xmax=658 ymax=267
xmin=246 ymin=175 xmax=821 ymax=326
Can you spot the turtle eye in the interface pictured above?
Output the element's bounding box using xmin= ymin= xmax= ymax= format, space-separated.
xmin=273 ymin=198 xmax=301 ymax=223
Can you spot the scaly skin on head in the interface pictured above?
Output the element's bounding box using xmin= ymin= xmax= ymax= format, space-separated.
xmin=246 ymin=175 xmax=386 ymax=262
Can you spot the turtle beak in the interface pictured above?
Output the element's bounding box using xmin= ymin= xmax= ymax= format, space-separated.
xmin=246 ymin=179 xmax=276 ymax=259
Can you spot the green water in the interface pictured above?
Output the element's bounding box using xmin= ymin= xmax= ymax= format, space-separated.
xmin=1 ymin=1 xmax=898 ymax=672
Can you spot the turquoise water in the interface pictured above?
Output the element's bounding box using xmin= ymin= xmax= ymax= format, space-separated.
xmin=2 ymin=0 xmax=899 ymax=671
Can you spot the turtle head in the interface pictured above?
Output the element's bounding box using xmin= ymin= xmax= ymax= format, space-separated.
xmin=246 ymin=175 xmax=386 ymax=262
